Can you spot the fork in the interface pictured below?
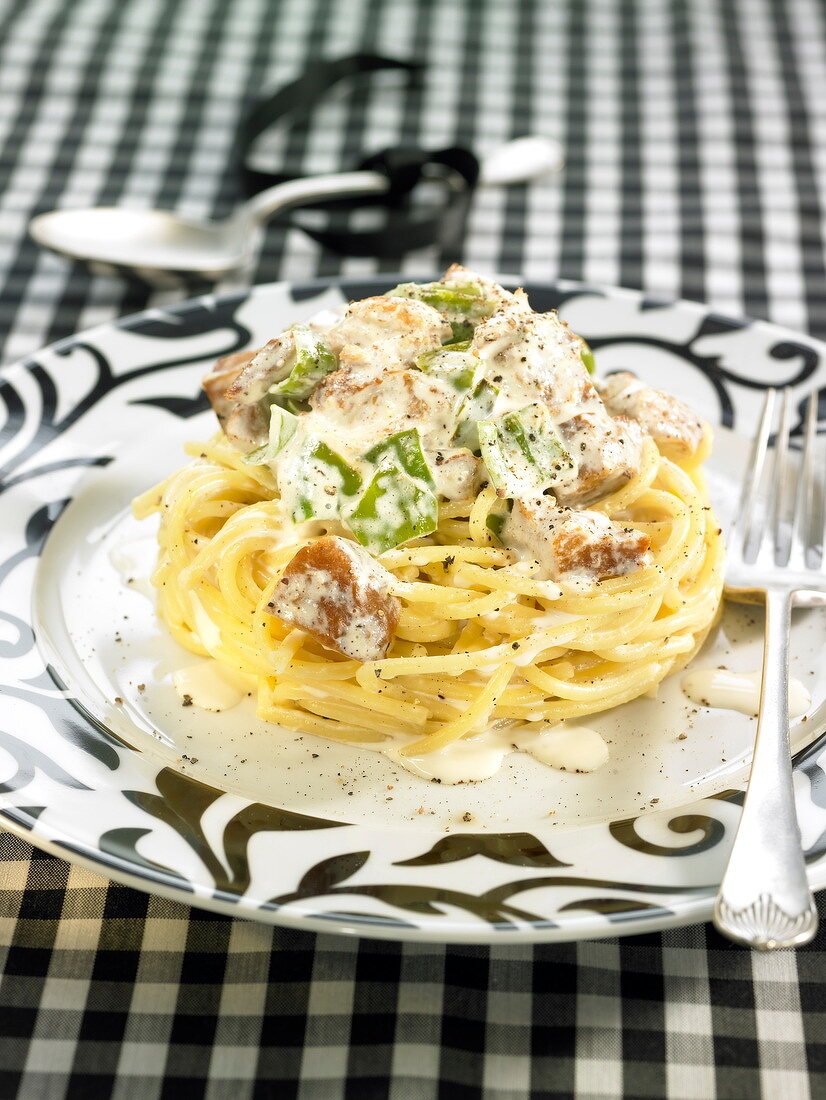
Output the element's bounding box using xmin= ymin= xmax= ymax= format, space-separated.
xmin=714 ymin=387 xmax=821 ymax=949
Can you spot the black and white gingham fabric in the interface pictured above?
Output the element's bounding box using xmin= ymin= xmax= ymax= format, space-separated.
xmin=2 ymin=0 xmax=826 ymax=1096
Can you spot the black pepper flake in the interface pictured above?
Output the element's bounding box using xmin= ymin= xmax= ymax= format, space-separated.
xmin=182 ymin=694 xmax=193 ymax=707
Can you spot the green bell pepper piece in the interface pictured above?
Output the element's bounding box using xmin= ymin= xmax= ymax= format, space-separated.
xmin=452 ymin=380 xmax=499 ymax=451
xmin=416 ymin=342 xmax=478 ymax=393
xmin=387 ymin=280 xmax=498 ymax=325
xmin=477 ymin=404 xmax=572 ymax=499
xmin=282 ymin=436 xmax=362 ymax=522
xmin=579 ymin=338 xmax=596 ymax=375
xmin=268 ymin=326 xmax=337 ymax=399
xmin=346 ymin=464 xmax=439 ymax=554
xmin=244 ymin=404 xmax=299 ymax=466
xmin=363 ymin=429 xmax=436 ymax=488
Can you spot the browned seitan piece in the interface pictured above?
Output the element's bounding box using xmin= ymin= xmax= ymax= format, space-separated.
xmin=553 ymin=412 xmax=644 ymax=506
xmin=598 ymin=372 xmax=705 ymax=459
xmin=225 ymin=332 xmax=301 ymax=405
xmin=310 ymin=368 xmax=458 ymax=452
xmin=266 ymin=536 xmax=401 ymax=662
xmin=503 ymin=497 xmax=651 ymax=582
xmin=325 ymin=295 xmax=451 ymax=371
xmin=202 ymin=350 xmax=256 ymax=424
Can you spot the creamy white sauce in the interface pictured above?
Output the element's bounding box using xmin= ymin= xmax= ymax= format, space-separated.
xmin=109 ymin=537 xmax=158 ymax=600
xmin=431 ymin=448 xmax=482 ymax=500
xmin=681 ymin=668 xmax=811 ymax=718
xmin=173 ymin=660 xmax=255 ymax=712
xmin=515 ymin=723 xmax=610 ymax=772
xmin=237 ymin=277 xmax=655 ymax=594
xmin=365 ymin=720 xmax=609 ymax=784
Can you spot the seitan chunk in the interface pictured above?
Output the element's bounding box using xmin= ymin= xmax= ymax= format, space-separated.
xmin=503 ymin=497 xmax=651 ymax=582
xmin=325 ymin=295 xmax=451 ymax=373
xmin=554 ymin=412 xmax=644 ymax=505
xmin=430 ymin=448 xmax=484 ymax=500
xmin=266 ymin=536 xmax=400 ymax=662
xmin=598 ymin=372 xmax=705 ymax=459
xmin=310 ymin=368 xmax=458 ymax=452
xmin=225 ymin=332 xmax=301 ymax=405
xmin=223 ymin=403 xmax=268 ymax=453
xmin=202 ymin=350 xmax=256 ymax=424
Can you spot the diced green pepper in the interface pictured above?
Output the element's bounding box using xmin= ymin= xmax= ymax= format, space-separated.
xmin=418 ymin=339 xmax=471 ymax=359
xmin=280 ymin=436 xmax=362 ymax=522
xmin=268 ymin=326 xmax=337 ymax=399
xmin=345 ymin=464 xmax=439 ymax=554
xmin=579 ymin=339 xmax=596 ymax=374
xmin=486 ymin=511 xmax=507 ymax=541
xmin=388 ymin=281 xmax=498 ymax=326
xmin=452 ymin=380 xmax=499 ymax=451
xmin=448 ymin=320 xmax=474 ymax=343
xmin=281 ymin=396 xmax=309 ymax=415
xmin=244 ymin=404 xmax=299 ymax=466
xmin=363 ymin=429 xmax=435 ymax=488
xmin=478 ymin=404 xmax=573 ymax=499
xmin=416 ymin=342 xmax=478 ymax=393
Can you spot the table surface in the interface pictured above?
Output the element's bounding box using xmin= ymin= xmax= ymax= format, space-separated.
xmin=2 ymin=0 xmax=826 ymax=1097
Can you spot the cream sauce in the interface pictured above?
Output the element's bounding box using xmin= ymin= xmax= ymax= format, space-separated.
xmin=172 ymin=659 xmax=255 ymax=712
xmin=431 ymin=449 xmax=482 ymax=501
xmin=681 ymin=668 xmax=811 ymax=718
xmin=109 ymin=537 xmax=158 ymax=600
xmin=366 ymin=720 xmax=609 ymax=784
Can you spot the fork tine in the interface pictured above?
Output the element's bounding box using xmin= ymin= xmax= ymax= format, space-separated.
xmin=770 ymin=388 xmax=794 ymax=564
xmin=731 ymin=388 xmax=776 ymax=560
xmin=789 ymin=391 xmax=818 ymax=569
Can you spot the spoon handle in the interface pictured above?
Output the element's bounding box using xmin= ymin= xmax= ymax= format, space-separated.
xmin=236 ymin=171 xmax=389 ymax=230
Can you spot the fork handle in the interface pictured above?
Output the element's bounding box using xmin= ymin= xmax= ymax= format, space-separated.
xmin=713 ymin=589 xmax=818 ymax=949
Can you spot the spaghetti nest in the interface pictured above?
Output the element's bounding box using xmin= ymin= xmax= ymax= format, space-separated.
xmin=134 ymin=430 xmax=724 ymax=757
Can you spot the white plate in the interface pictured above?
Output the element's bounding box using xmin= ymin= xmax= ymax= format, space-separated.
xmin=3 ymin=276 xmax=826 ymax=943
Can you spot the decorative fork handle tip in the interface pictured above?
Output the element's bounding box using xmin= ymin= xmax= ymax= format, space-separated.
xmin=714 ymin=893 xmax=818 ymax=950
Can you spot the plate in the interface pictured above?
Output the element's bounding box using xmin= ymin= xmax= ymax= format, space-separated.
xmin=3 ymin=276 xmax=826 ymax=944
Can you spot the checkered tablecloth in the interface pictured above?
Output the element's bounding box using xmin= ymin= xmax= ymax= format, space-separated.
xmin=2 ymin=0 xmax=826 ymax=1096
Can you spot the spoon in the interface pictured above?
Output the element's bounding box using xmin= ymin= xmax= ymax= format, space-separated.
xmin=29 ymin=136 xmax=563 ymax=280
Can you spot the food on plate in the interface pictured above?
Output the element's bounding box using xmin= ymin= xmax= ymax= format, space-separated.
xmin=133 ymin=267 xmax=724 ymax=761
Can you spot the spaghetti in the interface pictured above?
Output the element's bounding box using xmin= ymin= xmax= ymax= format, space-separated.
xmin=134 ymin=425 xmax=724 ymax=757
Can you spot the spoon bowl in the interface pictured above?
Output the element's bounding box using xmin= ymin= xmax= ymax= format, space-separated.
xmin=30 ymin=207 xmax=241 ymax=274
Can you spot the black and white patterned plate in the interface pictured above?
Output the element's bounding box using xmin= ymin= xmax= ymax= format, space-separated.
xmin=3 ymin=276 xmax=826 ymax=943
